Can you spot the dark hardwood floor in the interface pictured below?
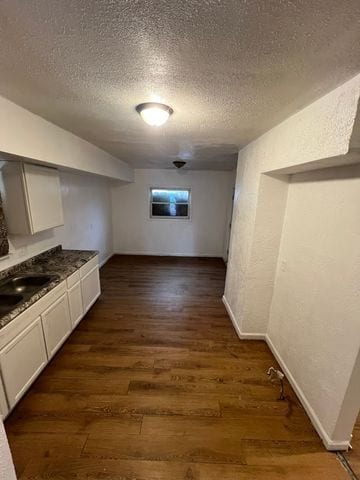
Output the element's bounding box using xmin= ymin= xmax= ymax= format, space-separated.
xmin=5 ymin=255 xmax=348 ymax=479
xmin=345 ymin=413 xmax=360 ymax=478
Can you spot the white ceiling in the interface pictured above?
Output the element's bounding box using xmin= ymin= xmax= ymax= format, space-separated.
xmin=0 ymin=1 xmax=360 ymax=171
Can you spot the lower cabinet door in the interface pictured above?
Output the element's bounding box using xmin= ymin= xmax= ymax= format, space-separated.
xmin=0 ymin=378 xmax=8 ymax=417
xmin=0 ymin=317 xmax=47 ymax=409
xmin=68 ymin=281 xmax=84 ymax=328
xmin=41 ymin=293 xmax=71 ymax=359
xmin=81 ymin=266 xmax=101 ymax=313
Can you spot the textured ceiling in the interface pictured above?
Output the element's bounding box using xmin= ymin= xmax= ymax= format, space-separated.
xmin=0 ymin=1 xmax=360 ymax=171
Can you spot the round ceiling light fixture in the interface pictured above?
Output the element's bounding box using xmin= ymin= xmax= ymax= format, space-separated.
xmin=136 ymin=102 xmax=173 ymax=127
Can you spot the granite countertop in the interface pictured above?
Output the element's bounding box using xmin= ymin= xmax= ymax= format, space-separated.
xmin=0 ymin=246 xmax=98 ymax=330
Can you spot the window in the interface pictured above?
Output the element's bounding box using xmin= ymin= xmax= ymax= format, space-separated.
xmin=150 ymin=188 xmax=190 ymax=219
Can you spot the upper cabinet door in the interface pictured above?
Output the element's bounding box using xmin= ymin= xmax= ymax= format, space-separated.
xmin=2 ymin=162 xmax=64 ymax=235
xmin=23 ymin=163 xmax=64 ymax=233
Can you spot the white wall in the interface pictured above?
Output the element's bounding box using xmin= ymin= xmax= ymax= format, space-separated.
xmin=0 ymin=95 xmax=133 ymax=182
xmin=268 ymin=165 xmax=360 ymax=444
xmin=57 ymin=171 xmax=114 ymax=264
xmin=225 ymin=74 xmax=360 ymax=335
xmin=224 ymin=73 xmax=360 ymax=449
xmin=112 ymin=169 xmax=235 ymax=258
xmin=0 ymin=169 xmax=114 ymax=270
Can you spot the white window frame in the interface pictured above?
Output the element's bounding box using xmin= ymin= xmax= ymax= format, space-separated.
xmin=149 ymin=187 xmax=191 ymax=220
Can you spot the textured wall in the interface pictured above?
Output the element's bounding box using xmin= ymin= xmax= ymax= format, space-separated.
xmin=224 ymin=74 xmax=360 ymax=446
xmin=112 ymin=169 xmax=234 ymax=258
xmin=0 ymin=170 xmax=113 ymax=270
xmin=56 ymin=171 xmax=114 ymax=264
xmin=0 ymin=418 xmax=16 ymax=480
xmin=225 ymin=74 xmax=360 ymax=333
xmin=268 ymin=165 xmax=360 ymax=440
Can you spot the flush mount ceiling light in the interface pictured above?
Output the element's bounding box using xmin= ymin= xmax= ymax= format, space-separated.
xmin=136 ymin=102 xmax=173 ymax=127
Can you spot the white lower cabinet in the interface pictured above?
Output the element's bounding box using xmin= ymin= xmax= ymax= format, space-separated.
xmin=0 ymin=317 xmax=47 ymax=409
xmin=41 ymin=293 xmax=71 ymax=359
xmin=0 ymin=255 xmax=100 ymax=416
xmin=68 ymin=281 xmax=84 ymax=328
xmin=0 ymin=377 xmax=9 ymax=417
xmin=81 ymin=266 xmax=101 ymax=313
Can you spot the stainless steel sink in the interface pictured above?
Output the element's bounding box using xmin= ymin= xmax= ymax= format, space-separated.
xmin=2 ymin=274 xmax=56 ymax=294
xmin=0 ymin=274 xmax=59 ymax=316
xmin=0 ymin=294 xmax=23 ymax=315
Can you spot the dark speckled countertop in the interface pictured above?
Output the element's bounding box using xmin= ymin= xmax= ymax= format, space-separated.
xmin=0 ymin=245 xmax=97 ymax=330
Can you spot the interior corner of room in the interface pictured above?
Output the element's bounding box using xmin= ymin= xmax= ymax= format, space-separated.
xmin=0 ymin=2 xmax=359 ymax=479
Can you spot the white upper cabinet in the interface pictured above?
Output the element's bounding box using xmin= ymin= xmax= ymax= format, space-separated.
xmin=2 ymin=162 xmax=64 ymax=235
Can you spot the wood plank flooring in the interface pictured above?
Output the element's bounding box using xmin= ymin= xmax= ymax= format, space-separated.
xmin=344 ymin=413 xmax=360 ymax=478
xmin=5 ymin=255 xmax=349 ymax=479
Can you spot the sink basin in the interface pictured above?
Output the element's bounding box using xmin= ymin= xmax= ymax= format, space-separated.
xmin=0 ymin=294 xmax=23 ymax=315
xmin=3 ymin=275 xmax=55 ymax=294
xmin=0 ymin=274 xmax=59 ymax=317
xmin=0 ymin=274 xmax=59 ymax=296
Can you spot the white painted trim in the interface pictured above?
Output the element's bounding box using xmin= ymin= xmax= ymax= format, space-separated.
xmin=265 ymin=334 xmax=350 ymax=451
xmin=99 ymin=253 xmax=114 ymax=267
xmin=114 ymin=250 xmax=223 ymax=258
xmin=222 ymin=295 xmax=266 ymax=340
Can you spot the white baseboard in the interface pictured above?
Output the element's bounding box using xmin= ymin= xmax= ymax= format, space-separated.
xmin=265 ymin=334 xmax=350 ymax=451
xmin=222 ymin=294 xmax=350 ymax=451
xmin=99 ymin=252 xmax=114 ymax=267
xmin=222 ymin=295 xmax=266 ymax=340
xmin=113 ymin=250 xmax=223 ymax=258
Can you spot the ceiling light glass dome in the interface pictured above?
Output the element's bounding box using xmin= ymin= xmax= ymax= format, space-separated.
xmin=136 ymin=102 xmax=173 ymax=127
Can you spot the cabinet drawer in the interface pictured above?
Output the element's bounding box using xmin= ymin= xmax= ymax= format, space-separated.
xmin=80 ymin=255 xmax=99 ymax=279
xmin=41 ymin=293 xmax=71 ymax=359
xmin=67 ymin=270 xmax=80 ymax=289
xmin=0 ymin=317 xmax=47 ymax=409
xmin=68 ymin=282 xmax=84 ymax=328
